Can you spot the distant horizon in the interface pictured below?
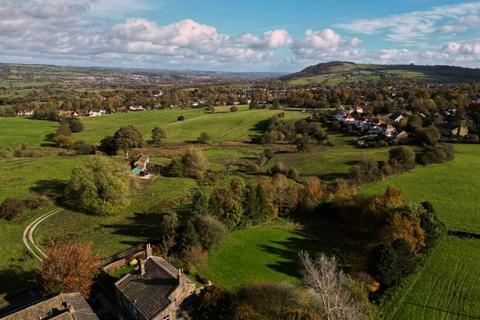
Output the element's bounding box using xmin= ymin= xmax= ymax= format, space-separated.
xmin=2 ymin=60 xmax=480 ymax=75
xmin=1 ymin=0 xmax=480 ymax=72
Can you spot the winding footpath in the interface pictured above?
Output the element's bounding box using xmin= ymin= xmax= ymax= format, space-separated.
xmin=22 ymin=208 xmax=62 ymax=261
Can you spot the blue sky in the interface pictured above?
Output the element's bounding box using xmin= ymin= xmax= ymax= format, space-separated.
xmin=1 ymin=0 xmax=480 ymax=71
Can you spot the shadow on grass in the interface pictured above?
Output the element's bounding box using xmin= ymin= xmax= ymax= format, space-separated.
xmin=30 ymin=179 xmax=67 ymax=200
xmin=0 ymin=266 xmax=42 ymax=317
xmin=260 ymin=213 xmax=372 ymax=279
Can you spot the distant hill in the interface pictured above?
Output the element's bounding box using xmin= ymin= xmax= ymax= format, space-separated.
xmin=282 ymin=61 xmax=480 ymax=85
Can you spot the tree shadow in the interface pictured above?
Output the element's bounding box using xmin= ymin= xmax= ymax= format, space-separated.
xmin=30 ymin=179 xmax=67 ymax=202
xmin=101 ymin=211 xmax=166 ymax=247
xmin=0 ymin=266 xmax=42 ymax=317
xmin=259 ymin=213 xmax=372 ymax=279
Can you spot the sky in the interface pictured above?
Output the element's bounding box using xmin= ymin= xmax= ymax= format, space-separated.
xmin=1 ymin=0 xmax=480 ymax=72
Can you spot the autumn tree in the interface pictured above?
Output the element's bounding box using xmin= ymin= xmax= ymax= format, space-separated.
xmin=64 ymin=156 xmax=131 ymax=215
xmin=301 ymin=176 xmax=327 ymax=212
xmin=41 ymin=241 xmax=101 ymax=298
xmin=181 ymin=150 xmax=209 ymax=179
xmin=69 ymin=117 xmax=84 ymax=133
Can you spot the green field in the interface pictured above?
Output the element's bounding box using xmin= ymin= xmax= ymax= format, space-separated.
xmin=0 ymin=118 xmax=58 ymax=148
xmin=379 ymin=237 xmax=480 ymax=320
xmin=363 ymin=144 xmax=480 ymax=320
xmin=266 ymin=133 xmax=389 ymax=178
xmin=74 ymin=107 xmax=304 ymax=144
xmin=0 ymin=156 xmax=91 ymax=202
xmin=363 ymin=144 xmax=480 ymax=234
xmin=202 ymin=226 xmax=305 ymax=288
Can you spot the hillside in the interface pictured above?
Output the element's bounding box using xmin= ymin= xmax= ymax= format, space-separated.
xmin=282 ymin=61 xmax=480 ymax=84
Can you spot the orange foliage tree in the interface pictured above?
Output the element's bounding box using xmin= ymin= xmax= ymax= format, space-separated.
xmin=40 ymin=241 xmax=101 ymax=298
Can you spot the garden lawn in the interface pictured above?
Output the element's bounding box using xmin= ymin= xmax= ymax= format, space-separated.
xmin=202 ymin=227 xmax=305 ymax=289
xmin=0 ymin=118 xmax=58 ymax=148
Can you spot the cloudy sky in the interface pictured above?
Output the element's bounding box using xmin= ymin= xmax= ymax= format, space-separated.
xmin=1 ymin=0 xmax=480 ymax=71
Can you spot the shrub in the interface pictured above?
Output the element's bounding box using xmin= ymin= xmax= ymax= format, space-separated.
xmin=181 ymin=150 xmax=209 ymax=179
xmin=350 ymin=158 xmax=384 ymax=184
xmin=151 ymin=126 xmax=167 ymax=144
xmin=69 ymin=118 xmax=84 ymax=133
xmin=54 ymin=134 xmax=74 ymax=149
xmin=177 ymin=115 xmax=185 ymax=121
xmin=194 ymin=215 xmax=228 ymax=250
xmin=270 ymin=161 xmax=288 ymax=175
xmin=55 ymin=122 xmax=72 ymax=137
xmin=0 ymin=198 xmax=26 ymax=220
xmin=24 ymin=195 xmax=50 ymax=210
xmin=197 ymin=132 xmax=211 ymax=144
xmin=73 ymin=140 xmax=96 ymax=155
xmin=181 ymin=244 xmax=208 ymax=269
xmin=388 ymin=146 xmax=416 ymax=171
xmin=230 ymin=106 xmax=238 ymax=112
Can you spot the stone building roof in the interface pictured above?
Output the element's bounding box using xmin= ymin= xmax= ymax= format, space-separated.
xmin=115 ymin=256 xmax=191 ymax=320
xmin=0 ymin=292 xmax=98 ymax=320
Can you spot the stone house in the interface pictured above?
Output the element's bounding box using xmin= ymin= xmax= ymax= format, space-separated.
xmin=114 ymin=245 xmax=195 ymax=320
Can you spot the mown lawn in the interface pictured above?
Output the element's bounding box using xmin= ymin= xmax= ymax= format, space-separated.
xmin=74 ymin=107 xmax=304 ymax=144
xmin=0 ymin=117 xmax=58 ymax=148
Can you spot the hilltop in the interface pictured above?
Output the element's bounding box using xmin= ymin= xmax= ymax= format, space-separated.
xmin=282 ymin=61 xmax=480 ymax=85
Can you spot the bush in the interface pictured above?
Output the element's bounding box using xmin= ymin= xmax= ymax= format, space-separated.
xmin=270 ymin=161 xmax=288 ymax=175
xmin=73 ymin=141 xmax=96 ymax=155
xmin=69 ymin=118 xmax=84 ymax=133
xmin=194 ymin=215 xmax=228 ymax=250
xmin=230 ymin=106 xmax=238 ymax=112
xmin=54 ymin=134 xmax=74 ymax=149
xmin=24 ymin=194 xmax=50 ymax=210
xmin=388 ymin=146 xmax=416 ymax=171
xmin=197 ymin=132 xmax=211 ymax=144
xmin=350 ymin=158 xmax=384 ymax=183
xmin=181 ymin=150 xmax=209 ymax=179
xmin=151 ymin=126 xmax=167 ymax=144
xmin=0 ymin=198 xmax=26 ymax=220
xmin=369 ymin=239 xmax=417 ymax=287
xmin=177 ymin=115 xmax=185 ymax=121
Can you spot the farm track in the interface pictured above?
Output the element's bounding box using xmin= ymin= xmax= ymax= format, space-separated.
xmin=22 ymin=208 xmax=62 ymax=261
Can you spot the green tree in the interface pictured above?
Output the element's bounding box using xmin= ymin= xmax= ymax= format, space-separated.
xmin=197 ymin=132 xmax=211 ymax=144
xmin=69 ymin=117 xmax=84 ymax=133
xmin=209 ymin=188 xmax=244 ymax=230
xmin=388 ymin=146 xmax=416 ymax=171
xmin=64 ymin=157 xmax=131 ymax=215
xmin=151 ymin=126 xmax=167 ymax=144
xmin=181 ymin=150 xmax=209 ymax=179
xmin=194 ymin=215 xmax=228 ymax=250
xmin=113 ymin=125 xmax=145 ymax=157
xmin=191 ymin=189 xmax=209 ymax=215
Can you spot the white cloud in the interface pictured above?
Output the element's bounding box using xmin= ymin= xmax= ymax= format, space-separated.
xmin=292 ymin=28 xmax=362 ymax=61
xmin=337 ymin=2 xmax=480 ymax=43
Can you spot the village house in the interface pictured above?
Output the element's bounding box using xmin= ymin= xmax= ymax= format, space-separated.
xmin=57 ymin=110 xmax=79 ymax=118
xmin=16 ymin=109 xmax=34 ymax=117
xmin=129 ymin=105 xmax=145 ymax=111
xmin=134 ymin=155 xmax=150 ymax=172
xmin=114 ymin=244 xmax=195 ymax=320
xmin=0 ymin=292 xmax=98 ymax=320
xmin=439 ymin=123 xmax=469 ymax=138
xmin=89 ymin=109 xmax=106 ymax=117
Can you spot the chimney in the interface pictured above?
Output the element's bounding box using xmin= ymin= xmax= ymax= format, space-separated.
xmin=177 ymin=268 xmax=184 ymax=286
xmin=139 ymin=259 xmax=146 ymax=275
xmin=145 ymin=243 xmax=152 ymax=258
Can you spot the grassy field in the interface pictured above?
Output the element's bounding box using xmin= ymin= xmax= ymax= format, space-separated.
xmin=379 ymin=237 xmax=480 ymax=320
xmin=363 ymin=144 xmax=480 ymax=234
xmin=74 ymin=107 xmax=304 ymax=144
xmin=0 ymin=118 xmax=58 ymax=149
xmin=362 ymin=144 xmax=480 ymax=320
xmin=202 ymin=226 xmax=306 ymax=288
xmin=266 ymin=133 xmax=389 ymax=179
xmin=0 ymin=156 xmax=91 ymax=202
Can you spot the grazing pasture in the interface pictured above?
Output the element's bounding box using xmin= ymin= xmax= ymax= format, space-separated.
xmin=74 ymin=107 xmax=304 ymax=144
xmin=0 ymin=117 xmax=58 ymax=148
xmin=363 ymin=144 xmax=480 ymax=320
